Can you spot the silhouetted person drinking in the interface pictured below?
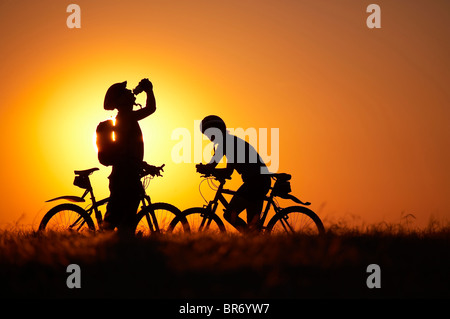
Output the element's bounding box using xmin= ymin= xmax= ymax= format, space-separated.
xmin=196 ymin=115 xmax=271 ymax=233
xmin=101 ymin=78 xmax=157 ymax=234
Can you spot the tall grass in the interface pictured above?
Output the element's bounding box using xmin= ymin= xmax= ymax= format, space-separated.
xmin=0 ymin=220 xmax=449 ymax=298
xmin=323 ymin=214 xmax=450 ymax=237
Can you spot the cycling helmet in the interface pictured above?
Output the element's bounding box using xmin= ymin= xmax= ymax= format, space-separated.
xmin=104 ymin=81 xmax=127 ymax=110
xmin=200 ymin=115 xmax=226 ymax=133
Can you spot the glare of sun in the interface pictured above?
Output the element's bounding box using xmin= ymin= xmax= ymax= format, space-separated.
xmin=93 ymin=116 xmax=117 ymax=151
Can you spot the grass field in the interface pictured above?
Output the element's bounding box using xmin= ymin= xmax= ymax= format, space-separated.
xmin=0 ymin=223 xmax=449 ymax=299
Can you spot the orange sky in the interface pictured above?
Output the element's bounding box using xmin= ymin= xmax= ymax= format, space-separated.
xmin=0 ymin=0 xmax=449 ymax=229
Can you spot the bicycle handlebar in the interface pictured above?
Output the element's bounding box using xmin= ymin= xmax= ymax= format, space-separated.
xmin=140 ymin=163 xmax=165 ymax=178
xmin=196 ymin=163 xmax=231 ymax=181
xmin=195 ymin=163 xmax=311 ymax=206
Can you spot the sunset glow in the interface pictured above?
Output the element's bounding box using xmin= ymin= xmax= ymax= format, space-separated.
xmin=0 ymin=1 xmax=449 ymax=229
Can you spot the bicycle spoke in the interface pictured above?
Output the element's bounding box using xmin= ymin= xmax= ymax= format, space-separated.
xmin=135 ymin=203 xmax=185 ymax=236
xmin=280 ymin=216 xmax=294 ymax=233
xmin=268 ymin=208 xmax=324 ymax=235
xmin=74 ymin=220 xmax=86 ymax=232
xmin=39 ymin=204 xmax=94 ymax=233
xmin=182 ymin=208 xmax=225 ymax=233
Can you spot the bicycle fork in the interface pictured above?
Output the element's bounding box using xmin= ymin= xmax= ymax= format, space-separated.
xmin=141 ymin=195 xmax=161 ymax=233
xmin=199 ymin=211 xmax=214 ymax=231
xmin=200 ymin=200 xmax=219 ymax=231
xmin=279 ymin=214 xmax=294 ymax=233
xmin=144 ymin=209 xmax=160 ymax=232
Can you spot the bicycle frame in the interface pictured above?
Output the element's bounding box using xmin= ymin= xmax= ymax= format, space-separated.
xmin=83 ymin=188 xmax=108 ymax=227
xmin=49 ymin=183 xmax=162 ymax=232
xmin=42 ymin=162 xmax=180 ymax=234
xmin=203 ymin=178 xmax=282 ymax=230
xmin=62 ymin=184 xmax=108 ymax=230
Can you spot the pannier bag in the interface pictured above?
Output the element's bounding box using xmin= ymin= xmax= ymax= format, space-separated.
xmin=272 ymin=173 xmax=292 ymax=199
xmin=73 ymin=175 xmax=90 ymax=189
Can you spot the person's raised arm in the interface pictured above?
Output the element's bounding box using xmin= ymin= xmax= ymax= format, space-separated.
xmin=206 ymin=142 xmax=233 ymax=177
xmin=134 ymin=78 xmax=156 ymax=121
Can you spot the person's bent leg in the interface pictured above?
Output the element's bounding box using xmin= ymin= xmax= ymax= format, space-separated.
xmin=224 ymin=195 xmax=248 ymax=233
xmin=244 ymin=175 xmax=271 ymax=233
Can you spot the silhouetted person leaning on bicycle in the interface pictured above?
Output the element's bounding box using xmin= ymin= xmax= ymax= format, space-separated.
xmin=196 ymin=115 xmax=271 ymax=234
xmin=99 ymin=78 xmax=161 ymax=234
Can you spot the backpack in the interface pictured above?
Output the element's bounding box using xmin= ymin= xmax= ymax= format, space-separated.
xmin=96 ymin=119 xmax=118 ymax=166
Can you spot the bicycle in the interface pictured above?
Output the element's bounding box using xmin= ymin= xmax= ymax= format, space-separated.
xmin=168 ymin=166 xmax=325 ymax=235
xmin=38 ymin=163 xmax=190 ymax=235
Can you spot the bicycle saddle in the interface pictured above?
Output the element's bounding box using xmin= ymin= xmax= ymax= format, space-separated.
xmin=74 ymin=168 xmax=99 ymax=176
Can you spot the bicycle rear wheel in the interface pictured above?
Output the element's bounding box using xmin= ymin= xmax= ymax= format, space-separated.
xmin=38 ymin=203 xmax=95 ymax=232
xmin=169 ymin=207 xmax=226 ymax=234
xmin=266 ymin=206 xmax=325 ymax=235
xmin=134 ymin=202 xmax=190 ymax=236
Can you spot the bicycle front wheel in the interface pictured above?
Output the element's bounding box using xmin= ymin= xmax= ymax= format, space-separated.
xmin=266 ymin=206 xmax=325 ymax=235
xmin=134 ymin=202 xmax=190 ymax=236
xmin=38 ymin=203 xmax=95 ymax=233
xmin=169 ymin=207 xmax=226 ymax=234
